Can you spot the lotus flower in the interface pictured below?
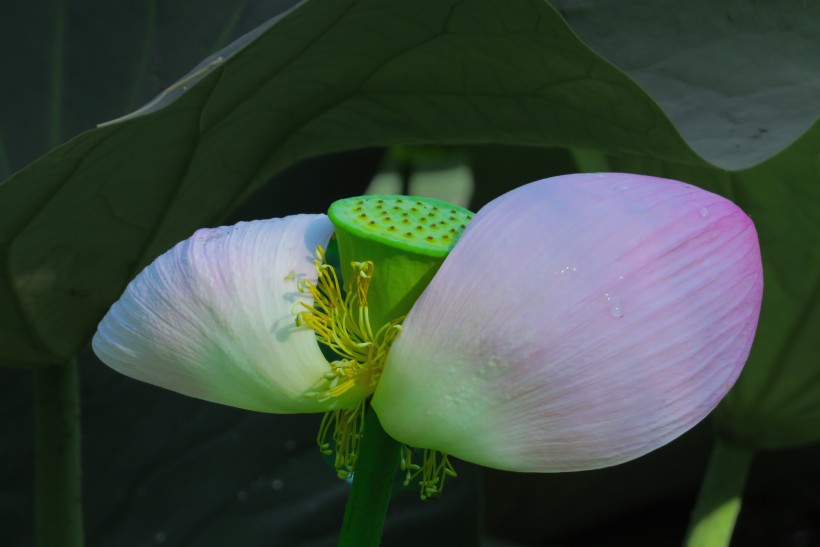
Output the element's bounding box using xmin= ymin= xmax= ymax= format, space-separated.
xmin=93 ymin=173 xmax=762 ymax=476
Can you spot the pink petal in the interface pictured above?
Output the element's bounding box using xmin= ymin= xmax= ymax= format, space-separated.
xmin=373 ymin=173 xmax=762 ymax=472
xmin=93 ymin=215 xmax=347 ymax=413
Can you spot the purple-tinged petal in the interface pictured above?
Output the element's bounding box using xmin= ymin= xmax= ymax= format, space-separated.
xmin=373 ymin=173 xmax=762 ymax=472
xmin=93 ymin=214 xmax=356 ymax=413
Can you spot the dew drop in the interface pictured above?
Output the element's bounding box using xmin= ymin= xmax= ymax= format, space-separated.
xmin=606 ymin=293 xmax=624 ymax=318
xmin=699 ymin=206 xmax=709 ymax=218
xmin=608 ymin=261 xmax=626 ymax=281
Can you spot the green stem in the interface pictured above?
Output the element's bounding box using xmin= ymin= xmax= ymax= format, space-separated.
xmin=338 ymin=410 xmax=401 ymax=547
xmin=329 ymin=194 xmax=472 ymax=545
xmin=683 ymin=437 xmax=753 ymax=547
xmin=34 ymin=359 xmax=84 ymax=547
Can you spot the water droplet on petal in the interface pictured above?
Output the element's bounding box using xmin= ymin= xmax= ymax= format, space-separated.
xmin=606 ymin=293 xmax=624 ymax=318
xmin=699 ymin=207 xmax=709 ymax=218
xmin=608 ymin=261 xmax=627 ymax=281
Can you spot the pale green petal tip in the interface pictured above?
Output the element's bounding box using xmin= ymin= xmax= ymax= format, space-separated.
xmin=328 ymin=195 xmax=474 ymax=258
xmin=92 ymin=214 xmax=356 ymax=414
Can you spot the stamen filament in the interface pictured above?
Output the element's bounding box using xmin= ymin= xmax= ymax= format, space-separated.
xmin=298 ymin=246 xmax=458 ymax=499
xmin=317 ymin=400 xmax=367 ymax=479
xmin=400 ymin=446 xmax=457 ymax=500
xmin=297 ymin=246 xmax=403 ymax=479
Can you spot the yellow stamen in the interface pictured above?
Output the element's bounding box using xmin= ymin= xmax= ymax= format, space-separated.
xmin=297 ymin=246 xmax=403 ymax=401
xmin=298 ymin=246 xmax=458 ymax=499
xmin=400 ymin=446 xmax=457 ymax=500
xmin=317 ymin=400 xmax=366 ymax=479
xmin=297 ymin=246 xmax=403 ymax=479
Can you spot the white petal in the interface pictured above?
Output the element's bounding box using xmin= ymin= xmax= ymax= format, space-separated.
xmin=93 ymin=214 xmax=349 ymax=413
xmin=373 ymin=173 xmax=762 ymax=471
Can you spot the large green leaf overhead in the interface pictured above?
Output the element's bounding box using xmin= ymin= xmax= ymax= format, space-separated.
xmin=0 ymin=0 xmax=701 ymax=367
xmin=553 ymin=0 xmax=820 ymax=170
